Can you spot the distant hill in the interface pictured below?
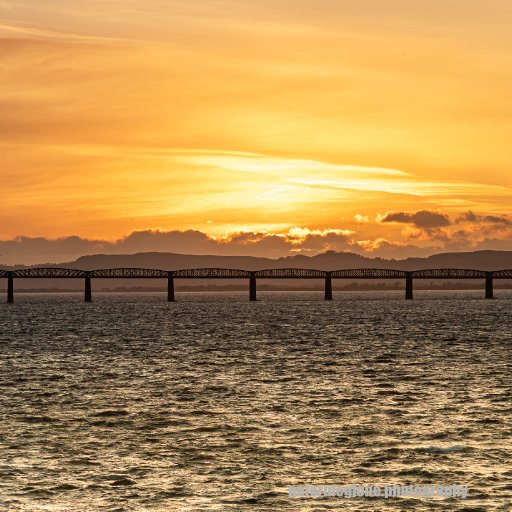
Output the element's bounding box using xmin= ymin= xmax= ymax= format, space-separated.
xmin=4 ymin=249 xmax=511 ymax=271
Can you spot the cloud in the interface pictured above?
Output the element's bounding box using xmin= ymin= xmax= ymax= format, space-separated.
xmin=0 ymin=236 xmax=108 ymax=266
xmin=294 ymin=232 xmax=355 ymax=253
xmin=356 ymin=238 xmax=442 ymax=259
xmin=379 ymin=210 xmax=451 ymax=228
xmin=175 ymin=153 xmax=511 ymax=204
xmin=0 ymin=21 xmax=132 ymax=43
xmin=457 ymin=210 xmax=511 ymax=226
xmin=2 ymin=221 xmax=512 ymax=266
xmin=118 ymin=230 xmax=216 ymax=253
xmin=0 ymin=229 xmax=357 ymax=265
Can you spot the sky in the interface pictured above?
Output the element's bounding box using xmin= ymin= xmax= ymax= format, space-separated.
xmin=1 ymin=0 xmax=512 ymax=264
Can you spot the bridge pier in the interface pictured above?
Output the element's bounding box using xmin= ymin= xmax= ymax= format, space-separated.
xmin=167 ymin=274 xmax=175 ymax=302
xmin=405 ymin=273 xmax=413 ymax=300
xmin=324 ymin=274 xmax=333 ymax=300
xmin=84 ymin=274 xmax=92 ymax=302
xmin=249 ymin=273 xmax=257 ymax=301
xmin=7 ymin=271 xmax=13 ymax=303
xmin=485 ymin=273 xmax=494 ymax=299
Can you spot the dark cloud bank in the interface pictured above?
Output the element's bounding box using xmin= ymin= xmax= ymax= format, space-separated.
xmin=1 ymin=217 xmax=512 ymax=266
xmin=0 ymin=209 xmax=510 ymax=265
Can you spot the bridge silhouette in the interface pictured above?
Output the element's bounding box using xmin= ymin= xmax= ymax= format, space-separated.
xmin=2 ymin=267 xmax=512 ymax=302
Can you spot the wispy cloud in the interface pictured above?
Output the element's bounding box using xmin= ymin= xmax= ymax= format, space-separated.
xmin=0 ymin=21 xmax=135 ymax=43
xmin=176 ymin=154 xmax=409 ymax=177
xmin=0 ymin=1 xmax=14 ymax=11
xmin=290 ymin=178 xmax=509 ymax=198
xmin=174 ymin=151 xmax=511 ymax=200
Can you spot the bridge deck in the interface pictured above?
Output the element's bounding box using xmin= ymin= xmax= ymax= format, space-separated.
xmin=3 ymin=267 xmax=511 ymax=279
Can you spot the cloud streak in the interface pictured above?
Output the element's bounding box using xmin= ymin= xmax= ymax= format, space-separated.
xmin=0 ymin=21 xmax=134 ymax=43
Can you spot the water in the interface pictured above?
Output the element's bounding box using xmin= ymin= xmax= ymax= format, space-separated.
xmin=0 ymin=291 xmax=511 ymax=511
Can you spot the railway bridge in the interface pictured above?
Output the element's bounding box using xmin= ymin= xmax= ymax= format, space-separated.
xmin=2 ymin=267 xmax=511 ymax=302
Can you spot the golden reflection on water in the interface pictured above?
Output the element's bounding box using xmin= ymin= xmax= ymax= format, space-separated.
xmin=0 ymin=291 xmax=510 ymax=511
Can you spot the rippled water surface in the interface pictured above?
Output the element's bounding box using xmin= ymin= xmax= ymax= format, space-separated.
xmin=0 ymin=291 xmax=511 ymax=511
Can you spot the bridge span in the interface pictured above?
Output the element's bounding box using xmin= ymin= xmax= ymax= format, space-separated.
xmin=2 ymin=267 xmax=512 ymax=302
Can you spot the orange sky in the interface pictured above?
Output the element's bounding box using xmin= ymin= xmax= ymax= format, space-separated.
xmin=1 ymin=0 xmax=512 ymax=262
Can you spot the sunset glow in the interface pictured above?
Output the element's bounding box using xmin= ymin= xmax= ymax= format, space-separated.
xmin=2 ymin=0 xmax=512 ymax=262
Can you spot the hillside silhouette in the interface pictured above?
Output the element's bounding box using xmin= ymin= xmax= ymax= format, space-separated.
xmin=2 ymin=248 xmax=508 ymax=271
